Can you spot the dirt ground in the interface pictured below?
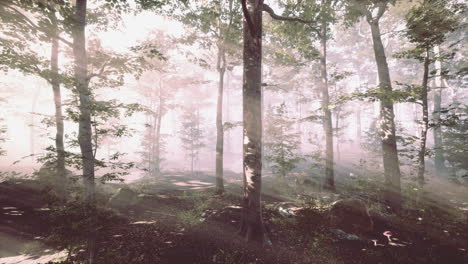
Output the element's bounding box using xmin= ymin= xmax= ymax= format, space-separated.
xmin=0 ymin=172 xmax=467 ymax=264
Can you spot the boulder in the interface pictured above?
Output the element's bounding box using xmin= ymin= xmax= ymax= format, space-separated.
xmin=329 ymin=199 xmax=373 ymax=234
xmin=35 ymin=161 xmax=75 ymax=198
xmin=108 ymin=186 xmax=139 ymax=211
xmin=36 ymin=161 xmax=74 ymax=183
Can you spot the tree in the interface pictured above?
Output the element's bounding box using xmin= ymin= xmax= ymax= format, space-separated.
xmin=239 ymin=0 xmax=265 ymax=243
xmin=70 ymin=1 xmax=99 ymax=263
xmin=399 ymin=0 xmax=460 ymax=185
xmin=264 ymin=103 xmax=302 ymax=178
xmin=0 ymin=0 xmax=72 ymax=199
xmin=329 ymin=68 xmax=353 ymax=161
xmin=133 ymin=31 xmax=176 ymax=177
xmin=239 ymin=0 xmax=318 ymax=244
xmin=179 ymin=103 xmax=205 ymax=175
xmin=264 ymin=0 xmax=349 ymax=191
xmin=178 ymin=0 xmax=242 ymax=194
xmin=346 ymin=0 xmax=402 ymax=210
xmin=432 ymin=45 xmax=446 ymax=173
xmin=437 ymin=103 xmax=468 ymax=178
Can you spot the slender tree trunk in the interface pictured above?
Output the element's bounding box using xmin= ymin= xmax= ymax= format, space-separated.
xmin=31 ymin=86 xmax=40 ymax=160
xmin=155 ymin=82 xmax=163 ymax=176
xmin=319 ymin=24 xmax=334 ymax=191
xmin=369 ymin=19 xmax=402 ymax=210
xmin=356 ymin=105 xmax=361 ymax=145
xmin=335 ymin=110 xmax=341 ymax=162
xmin=216 ymin=48 xmax=226 ymax=194
xmin=191 ymin=153 xmax=194 ymax=175
xmin=150 ymin=110 xmax=157 ymax=174
xmin=146 ymin=98 xmax=154 ymax=174
xmin=50 ymin=16 xmax=66 ymax=200
xmin=239 ymin=0 xmax=267 ymax=244
xmin=72 ymin=1 xmax=95 ymax=262
xmin=432 ymin=45 xmax=445 ymax=173
xmin=417 ymin=49 xmax=430 ymax=186
xmin=226 ymin=71 xmax=231 ymax=154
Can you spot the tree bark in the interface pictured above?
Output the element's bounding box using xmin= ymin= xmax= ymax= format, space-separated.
xmin=432 ymin=45 xmax=445 ymax=173
xmin=215 ymin=49 xmax=226 ymax=194
xmin=368 ymin=18 xmax=402 ymax=210
xmin=72 ymin=0 xmax=95 ymax=262
xmin=73 ymin=0 xmax=94 ymax=205
xmin=319 ymin=23 xmax=335 ymax=191
xmin=239 ymin=0 xmax=267 ymax=244
xmin=417 ymin=49 xmax=430 ymax=186
xmin=50 ymin=14 xmax=66 ymax=201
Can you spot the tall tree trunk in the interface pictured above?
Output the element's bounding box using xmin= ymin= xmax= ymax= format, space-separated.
xmin=417 ymin=48 xmax=430 ymax=186
xmin=319 ymin=24 xmax=334 ymax=191
xmin=50 ymin=15 xmax=66 ymax=200
xmin=356 ymin=105 xmax=361 ymax=145
xmin=335 ymin=110 xmax=341 ymax=162
xmin=432 ymin=45 xmax=445 ymax=173
xmin=150 ymin=110 xmax=157 ymax=174
xmin=72 ymin=1 xmax=95 ymax=262
xmin=31 ymin=86 xmax=41 ymax=160
xmin=239 ymin=0 xmax=267 ymax=244
xmin=369 ymin=19 xmax=402 ymax=210
xmin=191 ymin=152 xmax=194 ymax=175
xmin=155 ymin=80 xmax=163 ymax=176
xmin=225 ymin=71 xmax=231 ymax=154
xmin=216 ymin=47 xmax=226 ymax=194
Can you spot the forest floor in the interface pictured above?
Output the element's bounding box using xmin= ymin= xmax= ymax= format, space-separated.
xmin=0 ymin=172 xmax=467 ymax=264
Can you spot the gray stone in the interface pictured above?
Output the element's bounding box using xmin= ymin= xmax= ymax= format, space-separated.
xmin=108 ymin=186 xmax=139 ymax=211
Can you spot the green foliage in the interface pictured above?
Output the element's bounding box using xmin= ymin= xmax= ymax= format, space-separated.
xmin=405 ymin=0 xmax=461 ymax=50
xmin=264 ymin=103 xmax=303 ymax=178
xmin=344 ymin=0 xmax=396 ymax=25
xmin=432 ymin=103 xmax=468 ymax=175
xmin=176 ymin=191 xmax=210 ymax=227
xmin=265 ymin=0 xmax=341 ymax=63
xmin=37 ymin=95 xmax=143 ymax=183
xmin=340 ymin=85 xmax=421 ymax=104
xmin=175 ymin=0 xmax=242 ymax=70
xmin=44 ymin=201 xmax=123 ymax=260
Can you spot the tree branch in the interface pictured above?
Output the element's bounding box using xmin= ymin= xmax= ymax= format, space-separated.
xmin=240 ymin=0 xmax=256 ymax=37
xmin=0 ymin=1 xmax=73 ymax=47
xmin=262 ymin=3 xmax=313 ymax=24
xmin=375 ymin=2 xmax=387 ymax=21
xmin=87 ymin=61 xmax=110 ymax=82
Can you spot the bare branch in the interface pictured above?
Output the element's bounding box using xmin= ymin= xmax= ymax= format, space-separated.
xmin=262 ymin=3 xmax=313 ymax=24
xmin=87 ymin=61 xmax=111 ymax=82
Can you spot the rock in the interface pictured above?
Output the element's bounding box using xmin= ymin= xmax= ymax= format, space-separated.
xmin=36 ymin=161 xmax=74 ymax=183
xmin=108 ymin=186 xmax=139 ymax=211
xmin=331 ymin=229 xmax=361 ymax=241
xmin=207 ymin=205 xmax=242 ymax=224
xmin=329 ymin=199 xmax=373 ymax=234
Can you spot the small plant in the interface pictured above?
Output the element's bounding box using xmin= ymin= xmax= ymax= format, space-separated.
xmin=176 ymin=191 xmax=211 ymax=227
xmin=44 ymin=201 xmax=123 ymax=261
